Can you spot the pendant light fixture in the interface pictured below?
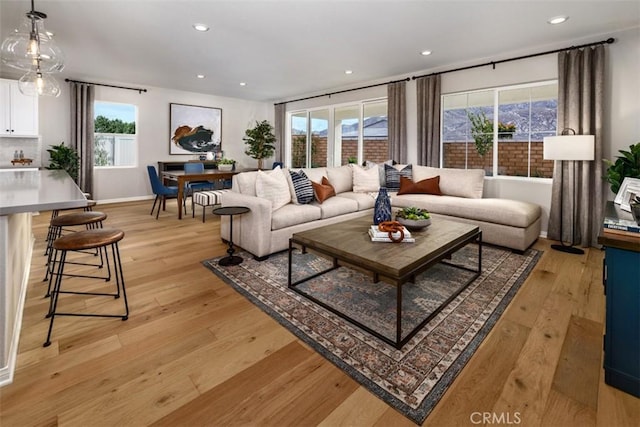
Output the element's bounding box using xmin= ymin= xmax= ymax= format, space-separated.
xmin=0 ymin=0 xmax=64 ymax=97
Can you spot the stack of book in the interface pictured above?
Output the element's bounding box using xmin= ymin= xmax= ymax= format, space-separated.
xmin=368 ymin=225 xmax=415 ymax=243
xmin=603 ymin=202 xmax=640 ymax=237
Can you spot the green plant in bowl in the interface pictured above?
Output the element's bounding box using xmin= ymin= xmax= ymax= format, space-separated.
xmin=395 ymin=207 xmax=431 ymax=230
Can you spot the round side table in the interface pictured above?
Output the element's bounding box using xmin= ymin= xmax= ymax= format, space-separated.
xmin=213 ymin=206 xmax=250 ymax=266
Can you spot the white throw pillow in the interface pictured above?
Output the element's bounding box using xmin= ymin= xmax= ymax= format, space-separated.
xmin=255 ymin=167 xmax=291 ymax=210
xmin=352 ymin=165 xmax=380 ymax=192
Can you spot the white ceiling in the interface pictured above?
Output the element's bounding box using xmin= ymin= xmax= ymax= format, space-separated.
xmin=1 ymin=0 xmax=639 ymax=102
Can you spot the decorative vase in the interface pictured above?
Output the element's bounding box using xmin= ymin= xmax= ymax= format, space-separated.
xmin=206 ymin=152 xmax=214 ymax=161
xmin=373 ymin=187 xmax=392 ymax=225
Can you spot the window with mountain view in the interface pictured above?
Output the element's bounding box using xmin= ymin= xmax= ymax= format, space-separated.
xmin=94 ymin=101 xmax=137 ymax=167
xmin=289 ymin=99 xmax=388 ymax=168
xmin=441 ymin=81 xmax=557 ymax=178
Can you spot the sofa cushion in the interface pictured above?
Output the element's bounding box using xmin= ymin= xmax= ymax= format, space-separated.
xmin=311 ymin=176 xmax=336 ymax=203
xmin=300 ymin=167 xmax=328 ymax=184
xmin=335 ymin=192 xmax=376 ymax=210
xmin=398 ymin=176 xmax=442 ymax=195
xmin=288 ymin=170 xmax=314 ymax=204
xmin=327 ymin=165 xmax=353 ymax=194
xmin=271 ymin=203 xmax=322 ymax=230
xmin=412 ymin=165 xmax=484 ymax=199
xmin=385 ymin=164 xmax=413 ymax=192
xmin=352 ymin=164 xmax=380 ymax=193
xmin=255 ymin=167 xmax=291 ymax=210
xmin=313 ymin=196 xmax=359 ymax=219
xmin=235 ymin=170 xmax=259 ymax=196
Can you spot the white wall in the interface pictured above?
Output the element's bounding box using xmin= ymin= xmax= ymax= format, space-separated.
xmin=36 ymin=83 xmax=270 ymax=201
xmin=280 ymin=27 xmax=640 ymax=236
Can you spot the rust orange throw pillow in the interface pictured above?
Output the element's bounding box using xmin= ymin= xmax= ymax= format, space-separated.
xmin=311 ymin=176 xmax=336 ymax=203
xmin=397 ymin=175 xmax=442 ymax=195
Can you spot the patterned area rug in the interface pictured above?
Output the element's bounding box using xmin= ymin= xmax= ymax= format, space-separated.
xmin=203 ymin=244 xmax=541 ymax=424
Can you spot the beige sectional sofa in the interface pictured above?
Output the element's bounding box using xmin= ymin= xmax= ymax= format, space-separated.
xmin=220 ymin=164 xmax=541 ymax=259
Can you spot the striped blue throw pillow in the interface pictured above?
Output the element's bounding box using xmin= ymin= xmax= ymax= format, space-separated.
xmin=289 ymin=170 xmax=314 ymax=204
xmin=384 ymin=164 xmax=413 ymax=192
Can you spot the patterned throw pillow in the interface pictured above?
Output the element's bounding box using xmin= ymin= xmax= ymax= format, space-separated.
xmin=384 ymin=164 xmax=413 ymax=192
xmin=397 ymin=175 xmax=442 ymax=195
xmin=289 ymin=170 xmax=314 ymax=204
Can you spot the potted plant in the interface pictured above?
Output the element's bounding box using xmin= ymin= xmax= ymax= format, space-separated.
xmin=603 ymin=142 xmax=640 ymax=194
xmin=395 ymin=206 xmax=431 ymax=230
xmin=217 ymin=157 xmax=235 ymax=171
xmin=243 ymin=120 xmax=276 ymax=170
xmin=46 ymin=142 xmax=79 ymax=182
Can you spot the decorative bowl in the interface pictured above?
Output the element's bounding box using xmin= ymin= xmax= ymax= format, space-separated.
xmin=217 ymin=163 xmax=234 ymax=171
xmin=396 ymin=216 xmax=431 ymax=231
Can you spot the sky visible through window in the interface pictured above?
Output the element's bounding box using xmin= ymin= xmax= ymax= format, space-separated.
xmin=95 ymin=102 xmax=136 ymax=123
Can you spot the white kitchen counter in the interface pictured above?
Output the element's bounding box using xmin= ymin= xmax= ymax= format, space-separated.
xmin=0 ymin=169 xmax=87 ymax=215
xmin=0 ymin=169 xmax=88 ymax=386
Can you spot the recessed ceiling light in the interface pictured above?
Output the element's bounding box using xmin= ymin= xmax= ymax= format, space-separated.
xmin=548 ymin=16 xmax=569 ymax=25
xmin=239 ymin=82 xmax=247 ymax=86
xmin=193 ymin=23 xmax=210 ymax=32
xmin=420 ymin=50 xmax=432 ymax=56
xmin=197 ymin=74 xmax=205 ymax=79
xmin=345 ymin=70 xmax=353 ymax=75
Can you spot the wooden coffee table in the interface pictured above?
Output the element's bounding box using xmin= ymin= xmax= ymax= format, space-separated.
xmin=288 ymin=216 xmax=482 ymax=349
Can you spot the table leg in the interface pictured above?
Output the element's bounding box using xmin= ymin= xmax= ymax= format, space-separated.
xmin=177 ymin=177 xmax=184 ymax=220
xmin=219 ymin=214 xmax=243 ymax=266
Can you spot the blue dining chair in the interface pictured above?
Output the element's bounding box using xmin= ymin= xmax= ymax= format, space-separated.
xmin=147 ymin=165 xmax=179 ymax=219
xmin=184 ymin=162 xmax=215 ymax=214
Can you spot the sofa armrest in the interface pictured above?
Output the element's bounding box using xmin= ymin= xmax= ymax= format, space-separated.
xmin=220 ymin=192 xmax=273 ymax=257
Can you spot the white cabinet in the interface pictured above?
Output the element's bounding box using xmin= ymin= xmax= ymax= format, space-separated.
xmin=0 ymin=79 xmax=38 ymax=137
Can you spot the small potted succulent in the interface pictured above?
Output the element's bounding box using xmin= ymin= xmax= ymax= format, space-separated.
xmin=217 ymin=158 xmax=235 ymax=171
xmin=395 ymin=206 xmax=431 ymax=230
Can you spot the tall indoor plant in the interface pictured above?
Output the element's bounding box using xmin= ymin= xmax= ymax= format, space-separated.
xmin=243 ymin=120 xmax=276 ymax=170
xmin=46 ymin=142 xmax=80 ymax=182
xmin=603 ymin=142 xmax=640 ymax=194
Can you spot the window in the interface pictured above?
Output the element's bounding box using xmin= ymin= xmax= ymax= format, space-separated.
xmin=94 ymin=102 xmax=137 ymax=167
xmin=288 ymin=99 xmax=387 ymax=168
xmin=441 ymin=81 xmax=557 ymax=178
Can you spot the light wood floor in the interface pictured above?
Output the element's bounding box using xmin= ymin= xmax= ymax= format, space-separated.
xmin=0 ymin=200 xmax=638 ymax=427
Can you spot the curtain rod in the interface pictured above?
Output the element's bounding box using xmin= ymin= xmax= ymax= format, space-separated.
xmin=65 ymin=78 xmax=147 ymax=94
xmin=273 ymin=77 xmax=410 ymax=106
xmin=412 ymin=37 xmax=615 ymax=80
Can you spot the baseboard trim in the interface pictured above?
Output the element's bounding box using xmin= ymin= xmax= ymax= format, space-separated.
xmin=94 ymin=195 xmax=154 ymax=205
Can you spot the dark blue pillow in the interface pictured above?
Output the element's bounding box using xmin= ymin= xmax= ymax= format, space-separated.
xmin=384 ymin=164 xmax=412 ymax=192
xmin=289 ymin=170 xmax=314 ymax=204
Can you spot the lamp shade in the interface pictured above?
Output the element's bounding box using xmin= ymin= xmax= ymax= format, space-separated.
xmin=543 ymin=135 xmax=595 ymax=161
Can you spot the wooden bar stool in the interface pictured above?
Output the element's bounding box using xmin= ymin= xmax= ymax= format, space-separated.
xmin=44 ymin=228 xmax=129 ymax=347
xmin=44 ymin=211 xmax=108 ymax=285
xmin=44 ymin=200 xmax=97 ymax=256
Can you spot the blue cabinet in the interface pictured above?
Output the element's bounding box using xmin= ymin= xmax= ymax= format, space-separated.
xmin=602 ymin=246 xmax=640 ymax=397
xmin=599 ymin=202 xmax=640 ymax=398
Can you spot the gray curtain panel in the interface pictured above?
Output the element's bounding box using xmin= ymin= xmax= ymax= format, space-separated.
xmin=387 ymin=81 xmax=407 ymax=163
xmin=416 ymin=75 xmax=441 ymax=167
xmin=69 ymin=82 xmax=95 ymax=196
xmin=548 ymin=45 xmax=605 ymax=247
xmin=274 ymin=103 xmax=286 ymax=163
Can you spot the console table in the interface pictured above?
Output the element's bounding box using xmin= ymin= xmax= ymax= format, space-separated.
xmin=597 ymin=201 xmax=640 ymax=397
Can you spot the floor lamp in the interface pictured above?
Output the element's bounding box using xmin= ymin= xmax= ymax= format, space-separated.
xmin=543 ymin=130 xmax=595 ymax=254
